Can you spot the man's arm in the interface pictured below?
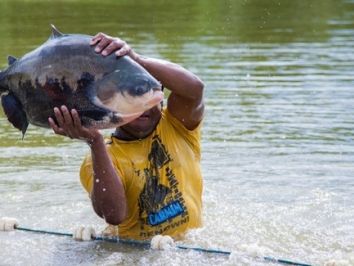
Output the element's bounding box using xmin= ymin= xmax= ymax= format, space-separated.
xmin=134 ymin=56 xmax=205 ymax=130
xmin=49 ymin=106 xmax=127 ymax=225
xmin=88 ymin=135 xmax=127 ymax=225
xmin=91 ymin=33 xmax=205 ymax=130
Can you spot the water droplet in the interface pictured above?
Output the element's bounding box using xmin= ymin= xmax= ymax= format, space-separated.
xmin=96 ymin=179 xmax=100 ymax=183
xmin=103 ymin=188 xmax=106 ymax=192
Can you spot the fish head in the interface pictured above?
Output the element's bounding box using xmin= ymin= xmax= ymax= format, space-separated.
xmin=93 ymin=59 xmax=164 ymax=126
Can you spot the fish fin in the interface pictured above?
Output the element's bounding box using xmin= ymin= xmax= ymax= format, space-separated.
xmin=50 ymin=24 xmax=63 ymax=39
xmin=1 ymin=93 xmax=29 ymax=136
xmin=7 ymin=56 xmax=17 ymax=65
xmin=0 ymin=71 xmax=8 ymax=94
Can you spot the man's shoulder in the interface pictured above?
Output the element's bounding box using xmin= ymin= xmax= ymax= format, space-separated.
xmin=160 ymin=107 xmax=202 ymax=135
xmin=159 ymin=108 xmax=202 ymax=156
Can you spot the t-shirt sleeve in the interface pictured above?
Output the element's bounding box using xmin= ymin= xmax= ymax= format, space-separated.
xmin=164 ymin=108 xmax=202 ymax=158
xmin=80 ymin=153 xmax=94 ymax=195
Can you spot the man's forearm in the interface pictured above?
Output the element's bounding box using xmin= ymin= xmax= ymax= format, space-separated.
xmin=89 ymin=136 xmax=127 ymax=225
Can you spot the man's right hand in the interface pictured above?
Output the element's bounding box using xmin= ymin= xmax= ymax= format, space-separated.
xmin=48 ymin=105 xmax=102 ymax=145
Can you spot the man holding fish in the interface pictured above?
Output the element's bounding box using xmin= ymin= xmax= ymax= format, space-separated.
xmin=49 ymin=33 xmax=205 ymax=241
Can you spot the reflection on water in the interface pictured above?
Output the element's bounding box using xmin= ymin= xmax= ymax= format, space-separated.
xmin=1 ymin=0 xmax=354 ymax=265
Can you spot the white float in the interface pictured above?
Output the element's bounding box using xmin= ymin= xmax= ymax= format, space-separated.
xmin=72 ymin=226 xmax=96 ymax=241
xmin=0 ymin=217 xmax=19 ymax=231
xmin=150 ymin=234 xmax=175 ymax=250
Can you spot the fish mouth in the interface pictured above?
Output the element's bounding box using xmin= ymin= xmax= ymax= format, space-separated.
xmin=142 ymin=89 xmax=164 ymax=108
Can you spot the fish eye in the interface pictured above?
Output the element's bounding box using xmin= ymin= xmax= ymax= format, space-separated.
xmin=134 ymin=85 xmax=147 ymax=95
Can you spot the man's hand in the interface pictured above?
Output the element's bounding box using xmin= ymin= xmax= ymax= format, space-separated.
xmin=90 ymin=32 xmax=137 ymax=59
xmin=48 ymin=105 xmax=102 ymax=145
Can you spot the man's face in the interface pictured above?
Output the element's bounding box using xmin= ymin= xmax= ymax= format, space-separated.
xmin=119 ymin=103 xmax=162 ymax=139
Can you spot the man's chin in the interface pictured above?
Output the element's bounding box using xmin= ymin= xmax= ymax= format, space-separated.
xmin=122 ymin=121 xmax=153 ymax=137
xmin=128 ymin=117 xmax=151 ymax=128
xmin=120 ymin=109 xmax=161 ymax=139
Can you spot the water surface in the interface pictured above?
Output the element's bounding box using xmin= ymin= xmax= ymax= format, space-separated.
xmin=0 ymin=0 xmax=353 ymax=265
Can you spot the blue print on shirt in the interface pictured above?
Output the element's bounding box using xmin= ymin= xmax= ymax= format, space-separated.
xmin=148 ymin=201 xmax=184 ymax=226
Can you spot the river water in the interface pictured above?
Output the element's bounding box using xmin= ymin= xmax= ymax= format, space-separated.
xmin=0 ymin=0 xmax=353 ymax=265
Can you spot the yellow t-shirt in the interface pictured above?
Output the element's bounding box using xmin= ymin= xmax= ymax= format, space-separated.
xmin=80 ymin=108 xmax=203 ymax=240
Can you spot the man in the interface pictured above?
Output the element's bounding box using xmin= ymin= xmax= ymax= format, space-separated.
xmin=48 ymin=33 xmax=205 ymax=241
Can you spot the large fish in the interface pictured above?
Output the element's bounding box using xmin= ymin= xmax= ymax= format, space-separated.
xmin=0 ymin=25 xmax=163 ymax=136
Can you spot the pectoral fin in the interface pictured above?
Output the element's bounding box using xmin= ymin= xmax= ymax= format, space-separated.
xmin=1 ymin=93 xmax=29 ymax=137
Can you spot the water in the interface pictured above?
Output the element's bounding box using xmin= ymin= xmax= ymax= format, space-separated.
xmin=1 ymin=0 xmax=354 ymax=265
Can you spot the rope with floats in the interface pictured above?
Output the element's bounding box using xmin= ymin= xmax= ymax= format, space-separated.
xmin=13 ymin=226 xmax=312 ymax=266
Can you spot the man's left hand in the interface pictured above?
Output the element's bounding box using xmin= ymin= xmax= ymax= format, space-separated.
xmin=90 ymin=32 xmax=136 ymax=59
